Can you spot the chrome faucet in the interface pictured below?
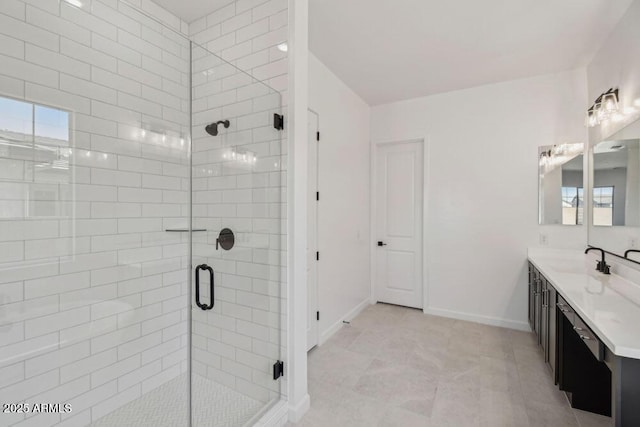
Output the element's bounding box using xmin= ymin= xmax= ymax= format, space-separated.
xmin=585 ymin=247 xmax=610 ymax=274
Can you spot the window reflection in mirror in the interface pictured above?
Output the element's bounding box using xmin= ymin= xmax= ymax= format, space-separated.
xmin=0 ymin=96 xmax=71 ymax=219
xmin=539 ymin=143 xmax=584 ymax=225
xmin=592 ymin=139 xmax=640 ymax=227
xmin=561 ymin=186 xmax=584 ymax=225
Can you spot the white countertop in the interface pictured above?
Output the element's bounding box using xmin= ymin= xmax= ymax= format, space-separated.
xmin=528 ymin=248 xmax=640 ymax=359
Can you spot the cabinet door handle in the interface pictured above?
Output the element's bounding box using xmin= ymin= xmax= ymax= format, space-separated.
xmin=579 ymin=335 xmax=592 ymax=341
xmin=573 ymin=326 xmax=584 ymax=331
xmin=560 ymin=308 xmax=570 ymax=313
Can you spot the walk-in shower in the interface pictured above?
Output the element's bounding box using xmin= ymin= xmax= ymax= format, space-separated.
xmin=0 ymin=1 xmax=284 ymax=426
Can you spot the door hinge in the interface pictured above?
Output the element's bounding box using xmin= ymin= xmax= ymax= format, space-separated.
xmin=316 ymin=191 xmax=319 ymax=201
xmin=317 ymin=311 xmax=320 ymax=321
xmin=316 ymin=252 xmax=319 ymax=261
xmin=316 ymin=131 xmax=320 ymax=141
xmin=273 ymin=360 xmax=284 ymax=380
xmin=274 ymin=113 xmax=284 ymax=130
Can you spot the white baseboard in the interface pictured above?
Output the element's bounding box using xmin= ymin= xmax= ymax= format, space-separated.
xmin=423 ymin=307 xmax=530 ymax=331
xmin=288 ymin=393 xmax=310 ymax=423
xmin=319 ymin=298 xmax=371 ymax=345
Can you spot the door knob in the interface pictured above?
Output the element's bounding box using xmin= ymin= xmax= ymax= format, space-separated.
xmin=377 ymin=241 xmax=387 ymax=247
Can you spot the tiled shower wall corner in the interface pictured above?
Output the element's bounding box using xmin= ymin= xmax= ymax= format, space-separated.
xmin=0 ymin=0 xmax=191 ymax=425
xmin=188 ymin=0 xmax=289 ymax=404
xmin=189 ymin=0 xmax=289 ymax=97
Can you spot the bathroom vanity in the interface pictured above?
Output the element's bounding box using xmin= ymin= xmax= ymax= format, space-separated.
xmin=528 ymin=249 xmax=640 ymax=427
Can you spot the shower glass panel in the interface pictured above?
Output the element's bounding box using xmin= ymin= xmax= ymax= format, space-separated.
xmin=0 ymin=1 xmax=282 ymax=426
xmin=190 ymin=43 xmax=283 ymax=426
xmin=0 ymin=0 xmax=192 ymax=425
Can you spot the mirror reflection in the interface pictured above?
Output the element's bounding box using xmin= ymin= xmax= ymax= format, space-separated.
xmin=592 ymin=138 xmax=640 ymax=227
xmin=539 ymin=143 xmax=584 ymax=225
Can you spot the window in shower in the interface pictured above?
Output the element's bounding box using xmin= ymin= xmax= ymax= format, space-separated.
xmin=0 ymin=96 xmax=71 ymax=218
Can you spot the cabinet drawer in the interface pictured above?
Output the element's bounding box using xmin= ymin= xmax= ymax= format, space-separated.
xmin=572 ymin=317 xmax=604 ymax=361
xmin=557 ymin=295 xmax=574 ymax=325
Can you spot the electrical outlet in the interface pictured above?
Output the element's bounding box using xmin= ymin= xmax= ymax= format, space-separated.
xmin=630 ymin=237 xmax=638 ymax=248
xmin=539 ymin=234 xmax=548 ymax=246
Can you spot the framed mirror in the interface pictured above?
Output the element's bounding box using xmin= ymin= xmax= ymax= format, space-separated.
xmin=588 ymin=118 xmax=640 ymax=260
xmin=539 ymin=143 xmax=584 ymax=225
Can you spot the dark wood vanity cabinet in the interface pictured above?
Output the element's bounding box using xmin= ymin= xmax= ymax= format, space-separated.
xmin=546 ymin=281 xmax=557 ymax=381
xmin=543 ymin=278 xmax=557 ymax=380
xmin=528 ymin=263 xmax=535 ymax=330
xmin=557 ymin=294 xmax=611 ymax=417
xmin=528 ymin=259 xmax=640 ymax=426
xmin=527 ymin=262 xmax=557 ymax=382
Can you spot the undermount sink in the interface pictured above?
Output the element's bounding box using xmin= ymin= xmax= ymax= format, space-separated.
xmin=547 ymin=263 xmax=589 ymax=275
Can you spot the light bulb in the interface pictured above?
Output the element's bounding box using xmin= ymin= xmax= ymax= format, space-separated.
xmin=277 ymin=43 xmax=288 ymax=52
xmin=602 ymin=93 xmax=618 ymax=113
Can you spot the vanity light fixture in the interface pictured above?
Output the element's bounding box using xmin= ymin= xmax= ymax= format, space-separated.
xmin=586 ymin=88 xmax=619 ymax=127
xmin=539 ymin=143 xmax=582 ymax=172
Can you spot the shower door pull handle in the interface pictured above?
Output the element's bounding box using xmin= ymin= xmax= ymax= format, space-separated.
xmin=195 ymin=264 xmax=214 ymax=310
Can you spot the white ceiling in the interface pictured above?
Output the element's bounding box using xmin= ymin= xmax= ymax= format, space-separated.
xmin=152 ymin=0 xmax=234 ymax=23
xmin=309 ymin=0 xmax=633 ymax=105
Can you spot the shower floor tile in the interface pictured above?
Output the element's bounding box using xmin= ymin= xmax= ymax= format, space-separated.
xmin=91 ymin=374 xmax=262 ymax=427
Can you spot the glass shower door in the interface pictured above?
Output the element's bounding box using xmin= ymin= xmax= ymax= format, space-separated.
xmin=0 ymin=1 xmax=191 ymax=426
xmin=190 ymin=43 xmax=284 ymax=426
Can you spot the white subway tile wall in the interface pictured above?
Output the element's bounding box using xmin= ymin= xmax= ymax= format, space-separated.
xmin=0 ymin=0 xmax=192 ymax=426
xmin=189 ymin=0 xmax=288 ymax=406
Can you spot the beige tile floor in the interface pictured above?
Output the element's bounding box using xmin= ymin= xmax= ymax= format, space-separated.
xmin=294 ymin=303 xmax=613 ymax=427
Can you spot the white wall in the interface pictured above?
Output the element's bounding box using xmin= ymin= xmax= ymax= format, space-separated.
xmin=587 ymin=0 xmax=640 ymax=144
xmin=308 ymin=53 xmax=371 ymax=342
xmin=371 ymin=69 xmax=588 ymax=329
xmin=586 ymin=0 xmax=640 ymax=256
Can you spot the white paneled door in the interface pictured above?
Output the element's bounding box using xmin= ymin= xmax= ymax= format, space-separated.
xmin=375 ymin=141 xmax=424 ymax=309
xmin=307 ymin=110 xmax=320 ymax=350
